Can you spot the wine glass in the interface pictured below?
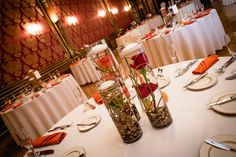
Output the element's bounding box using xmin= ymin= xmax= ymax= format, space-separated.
xmin=200 ymin=4 xmax=204 ymax=11
xmin=168 ymin=44 xmax=183 ymax=75
xmin=224 ymin=33 xmax=236 ymax=56
xmin=16 ymin=128 xmax=39 ymax=157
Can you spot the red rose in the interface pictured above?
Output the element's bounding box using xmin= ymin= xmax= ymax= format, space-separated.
xmin=135 ymin=83 xmax=158 ymax=98
xmin=130 ymin=52 xmax=149 ymax=70
xmin=96 ymin=54 xmax=114 ymax=70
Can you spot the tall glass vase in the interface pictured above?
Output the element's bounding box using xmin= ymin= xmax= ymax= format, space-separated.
xmin=126 ymin=51 xmax=173 ymax=128
xmin=98 ymin=80 xmax=143 ymax=143
xmin=87 ymin=44 xmax=140 ymax=121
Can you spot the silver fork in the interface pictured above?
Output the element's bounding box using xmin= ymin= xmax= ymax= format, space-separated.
xmin=216 ymin=55 xmax=236 ymax=73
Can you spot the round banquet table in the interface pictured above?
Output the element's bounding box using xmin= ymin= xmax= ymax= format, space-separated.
xmin=142 ymin=9 xmax=225 ymax=68
xmin=222 ymin=0 xmax=236 ymax=6
xmin=1 ymin=74 xmax=87 ymax=146
xmin=70 ymin=58 xmax=101 ymax=85
xmin=116 ymin=16 xmax=163 ymax=47
xmin=25 ymin=57 xmax=236 ymax=157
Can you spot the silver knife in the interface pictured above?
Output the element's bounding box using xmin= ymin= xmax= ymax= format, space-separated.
xmin=205 ymin=138 xmax=236 ymax=152
xmin=176 ymin=60 xmax=198 ymax=77
xmin=183 ymin=73 xmax=208 ymax=88
xmin=208 ymin=95 xmax=236 ymax=107
xmin=48 ymin=122 xmax=72 ymax=132
xmin=216 ymin=55 xmax=236 ymax=73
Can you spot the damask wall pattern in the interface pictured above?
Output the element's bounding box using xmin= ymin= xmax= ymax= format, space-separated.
xmin=0 ymin=0 xmax=133 ymax=88
xmin=50 ymin=0 xmax=133 ymax=49
xmin=0 ymin=0 xmax=66 ymax=88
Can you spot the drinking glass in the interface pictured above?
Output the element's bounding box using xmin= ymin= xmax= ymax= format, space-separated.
xmin=16 ymin=128 xmax=39 ymax=157
xmin=200 ymin=4 xmax=204 ymax=11
xmin=224 ymin=33 xmax=236 ymax=56
xmin=168 ymin=44 xmax=182 ymax=75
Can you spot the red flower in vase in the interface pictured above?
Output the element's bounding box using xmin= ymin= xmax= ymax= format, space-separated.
xmin=130 ymin=52 xmax=149 ymax=70
xmin=135 ymin=83 xmax=158 ymax=98
xmin=96 ymin=54 xmax=114 ymax=70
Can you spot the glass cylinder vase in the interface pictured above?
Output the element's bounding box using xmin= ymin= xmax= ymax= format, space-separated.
xmin=98 ymin=80 xmax=143 ymax=143
xmin=126 ymin=51 xmax=173 ymax=128
xmin=87 ymin=44 xmax=141 ymax=121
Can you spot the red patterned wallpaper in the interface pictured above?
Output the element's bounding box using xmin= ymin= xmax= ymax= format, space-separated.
xmin=49 ymin=0 xmax=133 ymax=49
xmin=0 ymin=0 xmax=133 ymax=88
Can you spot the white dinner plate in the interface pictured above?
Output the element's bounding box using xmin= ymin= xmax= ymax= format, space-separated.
xmin=61 ymin=146 xmax=86 ymax=157
xmin=199 ymin=135 xmax=236 ymax=157
xmin=158 ymin=77 xmax=170 ymax=89
xmin=187 ymin=74 xmax=217 ymax=90
xmin=77 ymin=114 xmax=101 ymax=132
xmin=209 ymin=90 xmax=236 ymax=115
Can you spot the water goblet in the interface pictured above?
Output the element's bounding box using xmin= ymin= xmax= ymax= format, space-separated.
xmin=200 ymin=4 xmax=204 ymax=11
xmin=168 ymin=44 xmax=182 ymax=75
xmin=224 ymin=33 xmax=236 ymax=56
xmin=16 ymin=128 xmax=39 ymax=157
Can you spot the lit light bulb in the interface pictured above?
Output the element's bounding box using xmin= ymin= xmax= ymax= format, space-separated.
xmin=98 ymin=10 xmax=106 ymax=17
xmin=124 ymin=6 xmax=130 ymax=12
xmin=67 ymin=16 xmax=78 ymax=25
xmin=25 ymin=23 xmax=42 ymax=35
xmin=111 ymin=8 xmax=118 ymax=14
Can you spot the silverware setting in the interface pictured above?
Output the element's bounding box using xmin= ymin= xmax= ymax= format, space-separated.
xmin=208 ymin=95 xmax=236 ymax=108
xmin=176 ymin=60 xmax=198 ymax=78
xmin=205 ymin=138 xmax=236 ymax=152
xmin=183 ymin=72 xmax=208 ymax=88
xmin=216 ymin=55 xmax=236 ymax=73
xmin=77 ymin=121 xmax=97 ymax=126
xmin=48 ymin=122 xmax=72 ymax=132
xmin=225 ymin=73 xmax=236 ymax=80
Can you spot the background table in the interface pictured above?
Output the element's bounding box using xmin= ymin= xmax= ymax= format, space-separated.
xmin=176 ymin=2 xmax=197 ymax=20
xmin=1 ymin=74 xmax=87 ymax=145
xmin=70 ymin=58 xmax=101 ymax=85
xmin=222 ymin=0 xmax=236 ymax=6
xmin=26 ymin=57 xmax=236 ymax=157
xmin=142 ymin=9 xmax=225 ymax=68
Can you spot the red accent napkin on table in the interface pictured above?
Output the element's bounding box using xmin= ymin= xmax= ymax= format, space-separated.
xmin=164 ymin=29 xmax=171 ymax=35
xmin=12 ymin=102 xmax=23 ymax=109
xmin=32 ymin=132 xmax=67 ymax=148
xmin=92 ymin=93 xmax=103 ymax=104
xmin=192 ymin=55 xmax=219 ymax=74
xmin=183 ymin=21 xmax=194 ymax=25
xmin=1 ymin=103 xmax=14 ymax=112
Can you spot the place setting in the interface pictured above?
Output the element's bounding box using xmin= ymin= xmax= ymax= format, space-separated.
xmin=207 ymin=90 xmax=236 ymax=115
xmin=199 ymin=135 xmax=236 ymax=157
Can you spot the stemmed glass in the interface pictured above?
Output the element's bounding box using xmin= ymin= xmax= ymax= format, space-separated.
xmin=200 ymin=4 xmax=204 ymax=11
xmin=168 ymin=44 xmax=183 ymax=75
xmin=224 ymin=33 xmax=236 ymax=56
xmin=16 ymin=128 xmax=39 ymax=157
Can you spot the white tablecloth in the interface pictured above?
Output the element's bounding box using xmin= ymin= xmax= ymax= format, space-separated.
xmin=142 ymin=9 xmax=225 ymax=68
xmin=222 ymin=0 xmax=236 ymax=5
xmin=1 ymin=74 xmax=87 ymax=145
xmin=176 ymin=3 xmax=197 ymax=20
xmin=70 ymin=58 xmax=101 ymax=85
xmin=142 ymin=15 xmax=164 ymax=30
xmin=26 ymin=57 xmax=236 ymax=157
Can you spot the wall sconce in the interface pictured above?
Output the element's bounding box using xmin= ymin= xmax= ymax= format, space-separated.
xmin=124 ymin=6 xmax=130 ymax=12
xmin=111 ymin=8 xmax=118 ymax=14
xmin=66 ymin=16 xmax=78 ymax=25
xmin=24 ymin=23 xmax=43 ymax=35
xmin=48 ymin=8 xmax=58 ymax=23
xmin=98 ymin=10 xmax=106 ymax=17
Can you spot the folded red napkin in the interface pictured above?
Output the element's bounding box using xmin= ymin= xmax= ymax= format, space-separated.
xmin=1 ymin=103 xmax=14 ymax=112
xmin=164 ymin=29 xmax=171 ymax=35
xmin=92 ymin=93 xmax=103 ymax=104
xmin=12 ymin=102 xmax=23 ymax=109
xmin=59 ymin=73 xmax=70 ymax=80
xmin=183 ymin=21 xmax=194 ymax=25
xmin=51 ymin=81 xmax=61 ymax=87
xmin=192 ymin=55 xmax=219 ymax=74
xmin=161 ymin=91 xmax=168 ymax=103
xmin=32 ymin=132 xmax=67 ymax=148
xmin=194 ymin=12 xmax=210 ymax=19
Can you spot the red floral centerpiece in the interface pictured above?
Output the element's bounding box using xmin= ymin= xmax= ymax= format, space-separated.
xmin=128 ymin=51 xmax=172 ymax=128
